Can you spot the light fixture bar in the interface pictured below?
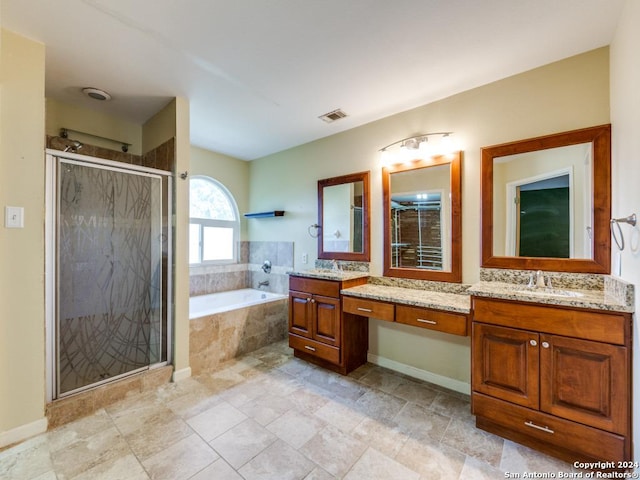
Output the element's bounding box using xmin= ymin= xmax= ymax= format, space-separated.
xmin=379 ymin=132 xmax=453 ymax=152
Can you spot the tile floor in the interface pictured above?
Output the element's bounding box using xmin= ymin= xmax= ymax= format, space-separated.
xmin=1 ymin=340 xmax=577 ymax=480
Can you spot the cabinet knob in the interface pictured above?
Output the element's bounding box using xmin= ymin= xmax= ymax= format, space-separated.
xmin=310 ymin=299 xmax=315 ymax=303
xmin=529 ymin=339 xmax=538 ymax=347
xmin=542 ymin=342 xmax=550 ymax=349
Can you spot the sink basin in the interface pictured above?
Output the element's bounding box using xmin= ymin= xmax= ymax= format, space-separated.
xmin=514 ymin=288 xmax=583 ymax=298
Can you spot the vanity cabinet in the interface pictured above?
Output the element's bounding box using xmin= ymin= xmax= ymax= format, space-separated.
xmin=288 ymin=275 xmax=368 ymax=374
xmin=471 ymin=296 xmax=631 ymax=463
xmin=396 ymin=305 xmax=468 ymax=336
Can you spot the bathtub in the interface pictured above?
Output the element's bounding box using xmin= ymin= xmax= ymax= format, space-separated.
xmin=189 ymin=288 xmax=289 ymax=374
xmin=189 ymin=288 xmax=287 ymax=319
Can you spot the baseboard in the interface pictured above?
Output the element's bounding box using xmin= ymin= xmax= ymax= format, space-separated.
xmin=0 ymin=417 xmax=48 ymax=449
xmin=172 ymin=366 xmax=192 ymax=382
xmin=367 ymin=353 xmax=470 ymax=395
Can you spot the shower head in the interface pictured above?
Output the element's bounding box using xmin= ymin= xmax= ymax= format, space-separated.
xmin=63 ymin=140 xmax=83 ymax=153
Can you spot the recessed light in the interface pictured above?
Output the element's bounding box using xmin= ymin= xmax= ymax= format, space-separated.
xmin=82 ymin=87 xmax=112 ymax=101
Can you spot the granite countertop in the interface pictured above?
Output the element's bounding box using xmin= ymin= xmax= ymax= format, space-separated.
xmin=468 ymin=281 xmax=634 ymax=313
xmin=288 ymin=269 xmax=370 ymax=282
xmin=341 ymin=284 xmax=471 ymax=314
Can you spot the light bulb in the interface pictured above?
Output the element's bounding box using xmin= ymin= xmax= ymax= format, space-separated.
xmin=441 ymin=134 xmax=454 ymax=153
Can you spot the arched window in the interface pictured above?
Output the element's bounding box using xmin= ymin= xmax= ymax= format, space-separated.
xmin=189 ymin=176 xmax=240 ymax=264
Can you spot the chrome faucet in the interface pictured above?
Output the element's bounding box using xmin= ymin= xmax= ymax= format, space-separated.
xmin=258 ymin=280 xmax=270 ymax=288
xmin=536 ymin=270 xmax=546 ymax=288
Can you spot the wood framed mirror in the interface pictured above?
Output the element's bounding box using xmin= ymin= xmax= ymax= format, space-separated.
xmin=383 ymin=153 xmax=462 ymax=282
xmin=481 ymin=124 xmax=611 ymax=273
xmin=318 ymin=171 xmax=370 ymax=261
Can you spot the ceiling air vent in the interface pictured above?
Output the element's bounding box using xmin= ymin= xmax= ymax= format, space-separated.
xmin=318 ymin=109 xmax=347 ymax=123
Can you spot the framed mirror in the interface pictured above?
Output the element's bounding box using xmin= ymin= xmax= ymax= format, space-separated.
xmin=318 ymin=171 xmax=370 ymax=261
xmin=481 ymin=124 xmax=611 ymax=273
xmin=383 ymin=153 xmax=462 ymax=282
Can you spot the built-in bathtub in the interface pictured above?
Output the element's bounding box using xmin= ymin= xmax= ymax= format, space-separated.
xmin=189 ymin=288 xmax=287 ymax=319
xmin=189 ymin=289 xmax=288 ymax=374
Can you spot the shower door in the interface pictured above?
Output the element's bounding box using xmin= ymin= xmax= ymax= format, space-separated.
xmin=54 ymin=156 xmax=165 ymax=396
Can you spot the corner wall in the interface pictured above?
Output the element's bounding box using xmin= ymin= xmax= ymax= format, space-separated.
xmin=610 ymin=0 xmax=640 ymax=464
xmin=0 ymin=29 xmax=47 ymax=446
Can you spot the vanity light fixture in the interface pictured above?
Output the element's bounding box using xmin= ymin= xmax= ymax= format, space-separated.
xmin=380 ymin=132 xmax=455 ymax=165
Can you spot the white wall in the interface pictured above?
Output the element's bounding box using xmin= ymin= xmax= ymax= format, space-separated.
xmin=610 ymin=0 xmax=640 ymax=464
xmin=249 ymin=47 xmax=610 ymax=389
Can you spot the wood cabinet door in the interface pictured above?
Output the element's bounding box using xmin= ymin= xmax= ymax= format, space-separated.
xmin=289 ymin=291 xmax=312 ymax=338
xmin=472 ymin=323 xmax=539 ymax=409
xmin=539 ymin=334 xmax=629 ymax=435
xmin=312 ymin=295 xmax=341 ymax=347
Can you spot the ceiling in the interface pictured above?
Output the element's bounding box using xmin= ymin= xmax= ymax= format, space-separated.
xmin=2 ymin=0 xmax=624 ymax=160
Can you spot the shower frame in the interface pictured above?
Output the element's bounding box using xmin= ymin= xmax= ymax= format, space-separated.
xmin=44 ymin=150 xmax=174 ymax=401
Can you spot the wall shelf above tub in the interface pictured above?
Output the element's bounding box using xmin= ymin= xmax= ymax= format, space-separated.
xmin=243 ymin=211 xmax=285 ymax=218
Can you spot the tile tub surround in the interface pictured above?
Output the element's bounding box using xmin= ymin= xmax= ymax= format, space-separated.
xmin=189 ymin=298 xmax=288 ymax=375
xmin=1 ymin=341 xmax=578 ymax=479
xmin=190 ymin=241 xmax=293 ymax=296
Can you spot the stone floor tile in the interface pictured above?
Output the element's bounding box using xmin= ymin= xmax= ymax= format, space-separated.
xmin=441 ymin=418 xmax=504 ymax=468
xmin=343 ymin=447 xmax=420 ymax=480
xmin=394 ymin=402 xmax=452 ymax=442
xmin=500 ymin=439 xmax=573 ymax=474
xmin=186 ymin=401 xmax=248 ymax=441
xmin=299 ymin=425 xmax=367 ymax=478
xmin=141 ymin=434 xmax=218 ymax=480
xmin=395 ymin=435 xmax=466 ymax=479
xmin=267 ymin=409 xmax=326 ymax=449
xmin=189 ymin=458 xmax=243 ymax=480
xmin=458 ymin=456 xmax=505 ymax=479
xmin=238 ymin=439 xmax=315 ymax=480
xmin=70 ymin=453 xmax=148 ymax=480
xmin=209 ymin=418 xmax=277 ymax=469
xmin=50 ymin=426 xmax=131 ymax=480
xmin=0 ymin=435 xmax=53 ymax=480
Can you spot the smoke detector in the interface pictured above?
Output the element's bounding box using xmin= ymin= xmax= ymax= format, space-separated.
xmin=318 ymin=109 xmax=347 ymax=123
xmin=82 ymin=87 xmax=112 ymax=101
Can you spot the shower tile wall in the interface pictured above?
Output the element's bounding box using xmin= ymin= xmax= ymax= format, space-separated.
xmin=46 ymin=136 xmax=175 ymax=172
xmin=190 ymin=241 xmax=293 ymax=296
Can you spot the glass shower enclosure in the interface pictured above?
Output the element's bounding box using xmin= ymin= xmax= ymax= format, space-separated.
xmin=47 ymin=153 xmax=172 ymax=398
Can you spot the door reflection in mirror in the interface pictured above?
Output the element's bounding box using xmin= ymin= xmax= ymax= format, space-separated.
xmin=322 ymin=181 xmax=364 ymax=253
xmin=493 ymin=143 xmax=592 ymax=259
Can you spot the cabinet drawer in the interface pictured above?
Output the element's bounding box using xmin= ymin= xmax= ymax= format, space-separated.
xmin=396 ymin=305 xmax=468 ymax=336
xmin=289 ymin=276 xmax=340 ymax=298
xmin=473 ymin=393 xmax=627 ymax=462
xmin=342 ymin=296 xmax=394 ymax=322
xmin=472 ymin=297 xmax=628 ymax=345
xmin=289 ymin=333 xmax=340 ymax=364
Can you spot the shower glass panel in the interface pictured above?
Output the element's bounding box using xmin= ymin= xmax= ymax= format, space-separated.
xmin=56 ymin=158 xmax=163 ymax=396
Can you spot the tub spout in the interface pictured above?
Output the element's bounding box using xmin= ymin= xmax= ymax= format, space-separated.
xmin=258 ymin=280 xmax=270 ymax=288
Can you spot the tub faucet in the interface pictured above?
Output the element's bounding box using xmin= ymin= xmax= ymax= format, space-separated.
xmin=258 ymin=280 xmax=270 ymax=288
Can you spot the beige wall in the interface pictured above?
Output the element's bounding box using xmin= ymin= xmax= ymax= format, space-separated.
xmin=190 ymin=146 xmax=250 ymax=241
xmin=142 ymin=99 xmax=176 ymax=154
xmin=249 ymin=47 xmax=610 ymax=389
xmin=0 ymin=30 xmax=47 ymax=443
xmin=610 ymin=0 xmax=640 ymax=465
